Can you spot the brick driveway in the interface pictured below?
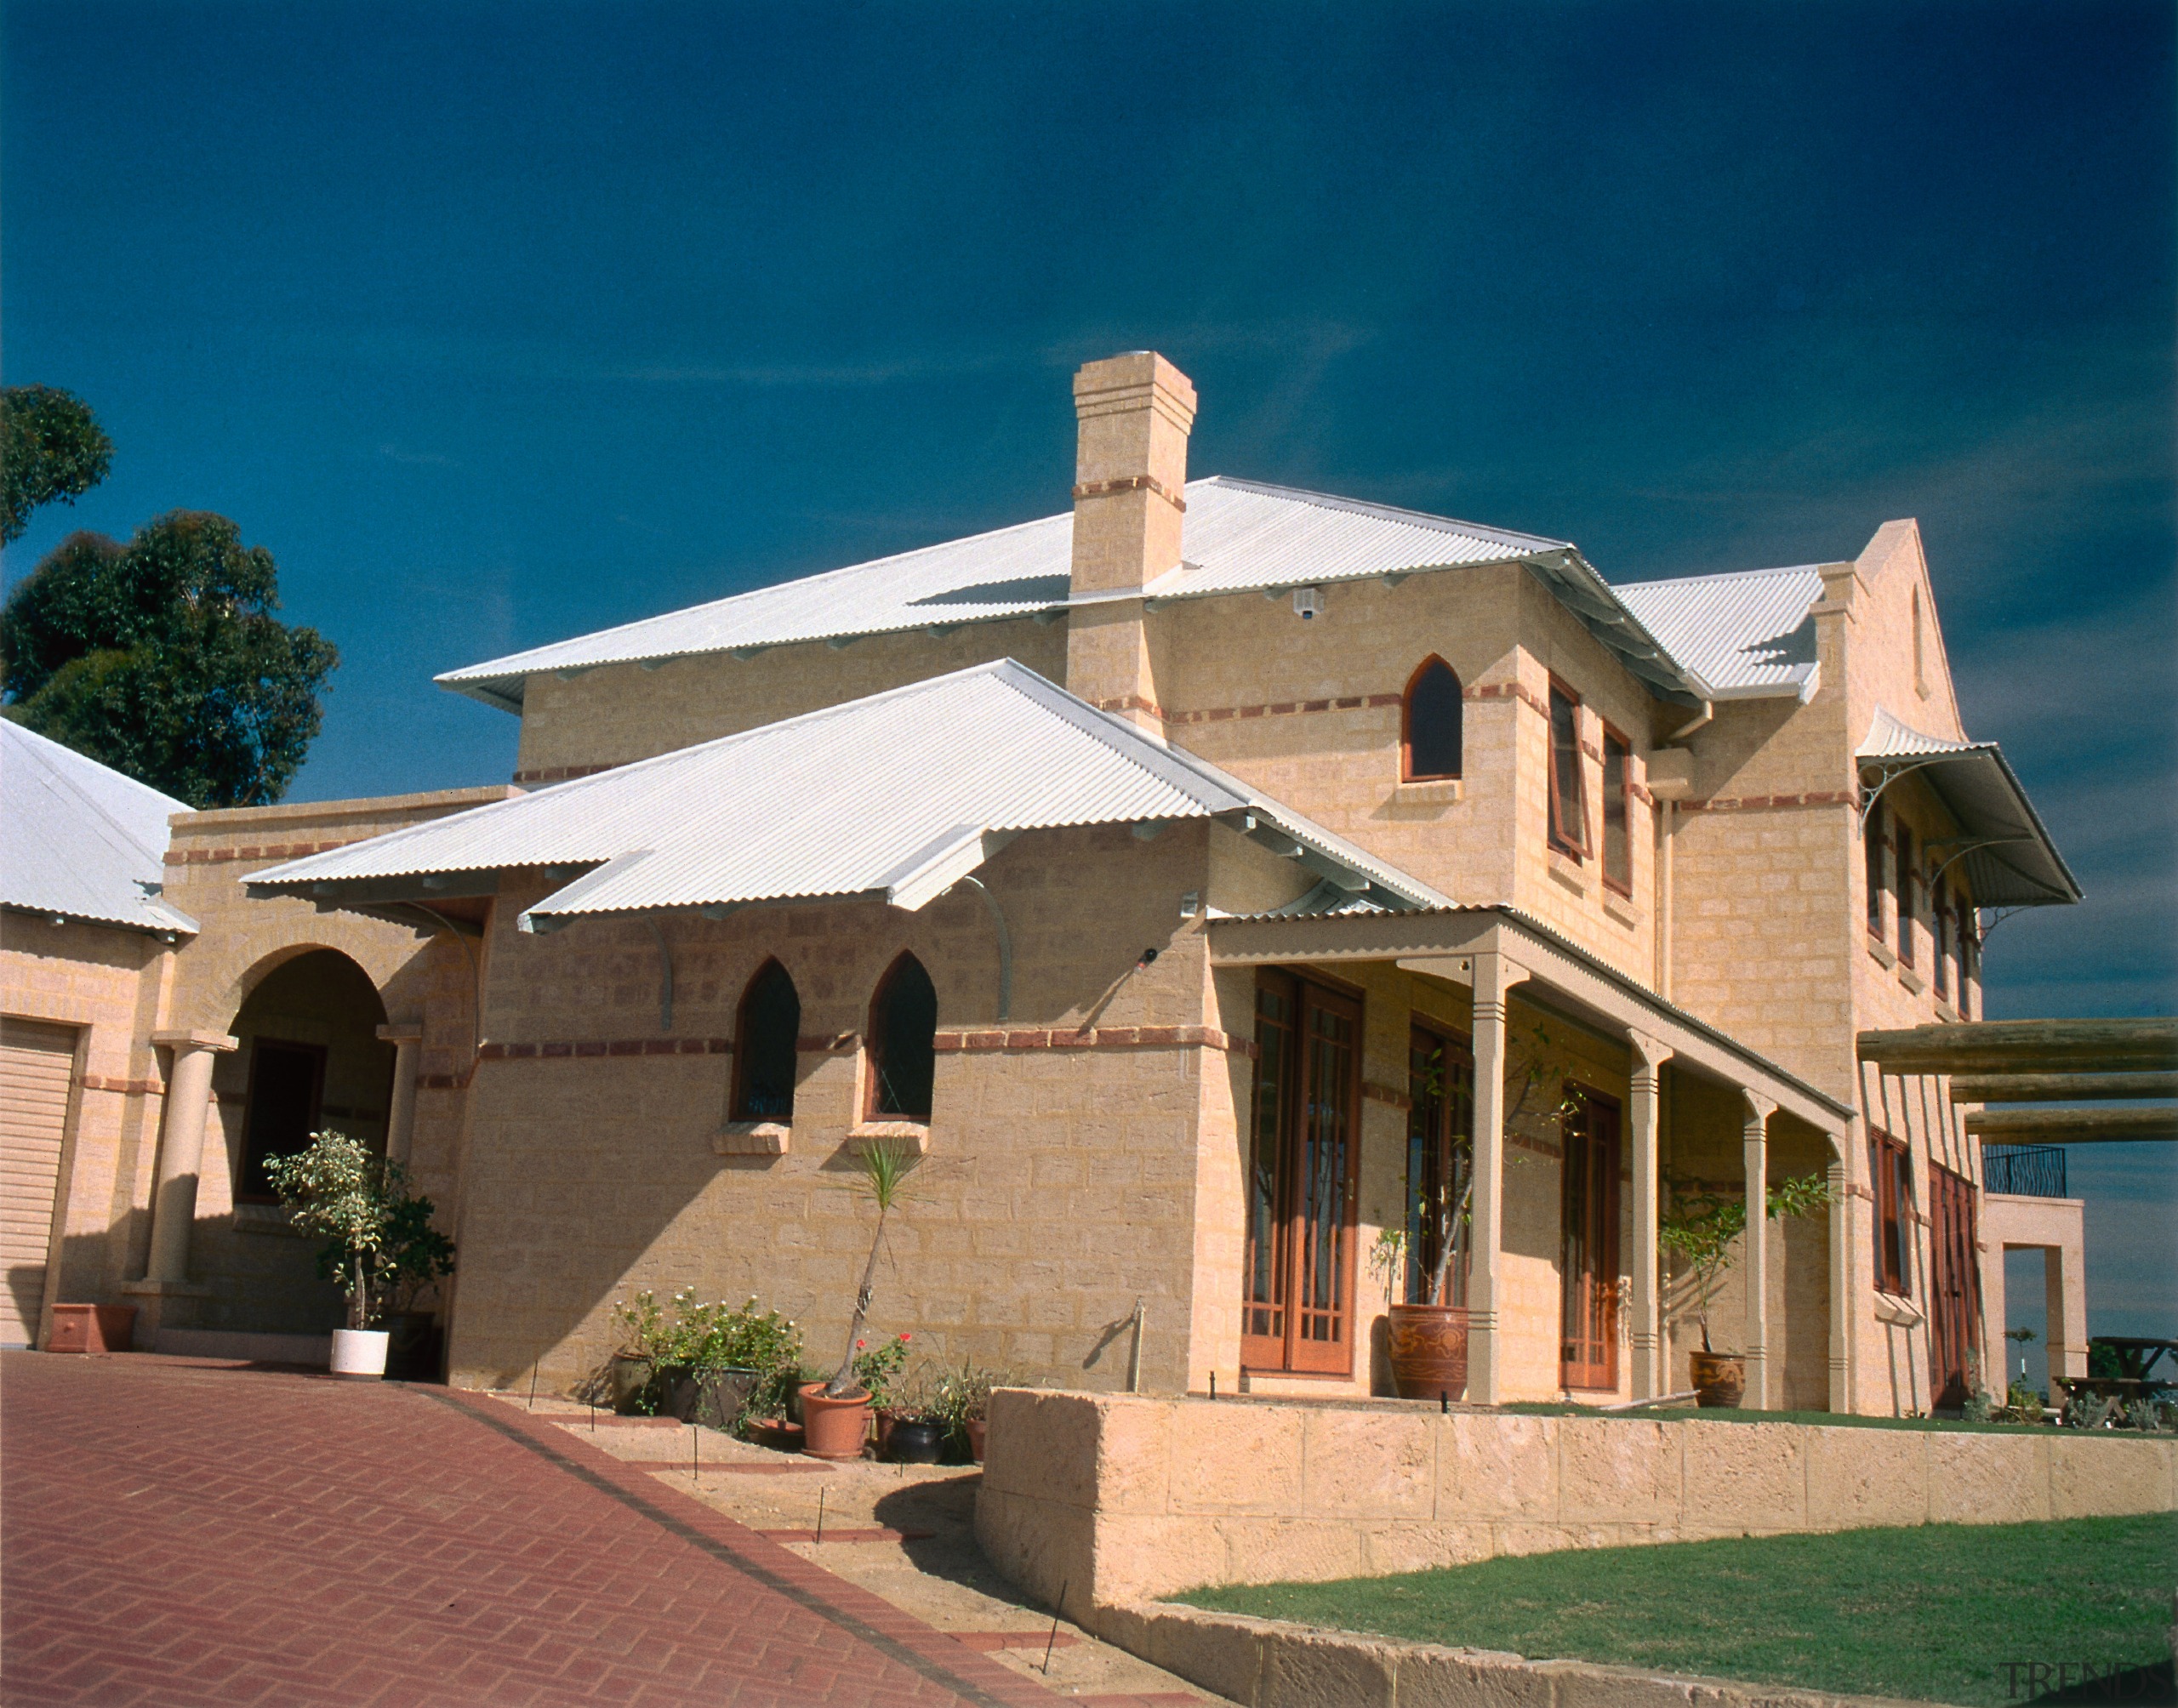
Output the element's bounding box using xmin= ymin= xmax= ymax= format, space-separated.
xmin=1 ymin=1353 xmax=1068 ymax=1707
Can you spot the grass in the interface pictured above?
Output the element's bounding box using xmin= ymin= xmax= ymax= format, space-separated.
xmin=1173 ymin=1515 xmax=2178 ymax=1705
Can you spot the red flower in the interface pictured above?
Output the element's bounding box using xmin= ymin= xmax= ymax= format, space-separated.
xmin=856 ymin=1339 xmax=866 ymax=1348
xmin=899 ymin=1333 xmax=911 ymax=1342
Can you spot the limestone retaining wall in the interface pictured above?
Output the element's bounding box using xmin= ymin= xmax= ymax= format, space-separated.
xmin=974 ymin=1390 xmax=2178 ymax=1610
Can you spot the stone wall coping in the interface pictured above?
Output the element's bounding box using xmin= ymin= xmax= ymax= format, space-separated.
xmin=168 ymin=784 xmax=519 ymax=835
xmin=151 ymin=1028 xmax=238 ymax=1052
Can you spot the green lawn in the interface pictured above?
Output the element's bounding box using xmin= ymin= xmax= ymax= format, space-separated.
xmin=1173 ymin=1516 xmax=2178 ymax=1705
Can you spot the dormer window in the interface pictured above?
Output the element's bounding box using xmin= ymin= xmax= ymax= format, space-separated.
xmin=866 ymin=953 xmax=938 ymax=1120
xmin=1547 ymin=680 xmax=1590 ymax=859
xmin=1401 ymin=658 xmax=1463 ymax=781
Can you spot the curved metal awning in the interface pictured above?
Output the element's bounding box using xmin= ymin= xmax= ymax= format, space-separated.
xmin=1858 ymin=707 xmax=2081 ymax=908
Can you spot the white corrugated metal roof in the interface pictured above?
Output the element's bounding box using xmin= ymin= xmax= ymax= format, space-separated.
xmin=1 ymin=721 xmax=197 ymax=935
xmin=1857 ymin=707 xmax=2080 ymax=908
xmin=1611 ymin=565 xmax=1827 ymax=700
xmin=252 ymin=659 xmax=1451 ymax=927
xmin=437 ymin=476 xmax=1702 ymax=711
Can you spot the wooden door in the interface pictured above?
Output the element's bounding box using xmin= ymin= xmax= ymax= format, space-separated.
xmin=237 ymin=1040 xmax=326 ymax=1204
xmin=1404 ymin=1026 xmax=1474 ymax=1306
xmin=1 ymin=1019 xmax=78 ymax=1348
xmin=1241 ymin=972 xmax=1362 ymax=1375
xmin=1928 ymin=1163 xmax=1981 ymax=1409
xmin=1559 ymin=1088 xmax=1621 ymax=1391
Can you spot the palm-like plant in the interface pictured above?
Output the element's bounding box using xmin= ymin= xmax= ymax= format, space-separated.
xmin=824 ymin=1139 xmax=920 ymax=1398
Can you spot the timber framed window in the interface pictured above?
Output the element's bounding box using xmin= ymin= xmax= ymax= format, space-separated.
xmin=1957 ymin=897 xmax=1978 ymax=1018
xmin=1934 ymin=880 xmax=1954 ymax=1003
xmin=732 ymin=959 xmax=801 ymax=1120
xmin=1559 ymin=1086 xmax=1622 ymax=1391
xmin=1600 ymin=725 xmax=1633 ymax=894
xmin=1241 ymin=970 xmax=1363 ymax=1375
xmin=865 ymin=953 xmax=938 ymax=1120
xmin=1864 ymin=800 xmax=1887 ymax=941
xmin=1896 ymin=823 xmax=1918 ymax=968
xmin=1547 ymin=680 xmax=1590 ymax=859
xmin=1401 ymin=657 xmax=1464 ymax=781
xmin=1928 ymin=1162 xmax=1981 ymax=1409
xmin=1870 ymin=1129 xmax=1913 ymax=1297
xmin=1403 ymin=1023 xmax=1474 ymax=1306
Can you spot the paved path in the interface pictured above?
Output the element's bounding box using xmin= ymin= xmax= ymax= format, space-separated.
xmin=1 ymin=1353 xmax=1082 ymax=1707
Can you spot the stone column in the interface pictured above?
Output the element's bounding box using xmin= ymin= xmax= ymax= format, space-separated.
xmin=145 ymin=1029 xmax=239 ymax=1285
xmin=1827 ymin=1142 xmax=1852 ymax=1413
xmin=378 ymin=1025 xmax=425 ymax=1168
xmin=1628 ymin=1032 xmax=1673 ymax=1400
xmin=1467 ymin=952 xmax=1523 ymax=1404
xmin=1741 ymin=1090 xmax=1776 ymax=1409
xmin=2047 ymin=1244 xmax=2089 ymax=1382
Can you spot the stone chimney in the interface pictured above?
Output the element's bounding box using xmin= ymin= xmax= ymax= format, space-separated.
xmin=1065 ymin=351 xmax=1196 ymax=732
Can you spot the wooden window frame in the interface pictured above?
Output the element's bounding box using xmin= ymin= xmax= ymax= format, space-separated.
xmin=1864 ymin=800 xmax=1887 ymax=942
xmin=1240 ymin=970 xmax=1364 ymax=1377
xmin=1400 ymin=656 xmax=1464 ymax=782
xmin=1870 ymin=1129 xmax=1913 ymax=1297
xmin=864 ymin=952 xmax=938 ymax=1122
xmin=1957 ymin=895 xmax=1977 ymax=1019
xmin=730 ymin=958 xmax=801 ymax=1122
xmin=1559 ymin=1085 xmax=1622 ymax=1392
xmin=1927 ymin=1162 xmax=1981 ymax=1409
xmin=1599 ymin=724 xmax=1634 ymax=896
xmin=1895 ymin=822 xmax=1918 ymax=969
xmin=1546 ymin=679 xmax=1591 ymax=860
xmin=236 ymin=1038 xmax=328 ymax=1206
xmin=1933 ymin=879 xmax=1953 ymax=1002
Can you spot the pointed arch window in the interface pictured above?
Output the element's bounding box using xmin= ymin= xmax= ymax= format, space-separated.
xmin=731 ymin=959 xmax=801 ymax=1121
xmin=1401 ymin=657 xmax=1463 ymax=781
xmin=866 ymin=953 xmax=938 ymax=1120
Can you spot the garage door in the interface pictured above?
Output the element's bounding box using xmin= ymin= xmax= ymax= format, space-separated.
xmin=1 ymin=1019 xmax=77 ymax=1347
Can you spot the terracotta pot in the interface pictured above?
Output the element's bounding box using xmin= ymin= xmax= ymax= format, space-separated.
xmin=965 ymin=1418 xmax=987 ymax=1464
xmin=45 ymin=1303 xmax=136 ymax=1354
xmin=872 ymin=1407 xmax=902 ymax=1456
xmin=1386 ymin=1302 xmax=1470 ymax=1402
xmin=799 ymin=1382 xmax=872 ymax=1460
xmin=1691 ymin=1351 xmax=1746 ymax=1409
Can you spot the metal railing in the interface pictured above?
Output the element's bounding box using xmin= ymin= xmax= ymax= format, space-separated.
xmin=1983 ymin=1143 xmax=2067 ymax=1198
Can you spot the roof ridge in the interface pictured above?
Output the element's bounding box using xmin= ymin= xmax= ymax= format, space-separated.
xmin=1612 ymin=562 xmax=1826 ymax=592
xmin=1198 ymin=475 xmax=1570 ymax=553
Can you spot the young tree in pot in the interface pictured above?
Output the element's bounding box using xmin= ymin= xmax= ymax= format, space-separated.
xmin=263 ymin=1130 xmax=454 ymax=1381
xmin=802 ymin=1138 xmax=919 ymax=1460
xmin=1659 ymin=1170 xmax=1833 ymax=1407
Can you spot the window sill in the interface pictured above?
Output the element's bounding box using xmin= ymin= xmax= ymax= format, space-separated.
xmin=1394 ymin=777 xmax=1463 ymax=806
xmin=1547 ymin=851 xmax=1588 ymax=897
xmin=233 ymin=1204 xmax=305 ymax=1238
xmin=1601 ymin=889 xmax=1639 ymax=929
xmin=1898 ymin=965 xmax=1925 ymax=996
xmin=848 ymin=1121 xmax=930 ymax=1157
xmin=1867 ymin=937 xmax=1896 ymax=970
xmin=715 ymin=1121 xmax=790 ymax=1156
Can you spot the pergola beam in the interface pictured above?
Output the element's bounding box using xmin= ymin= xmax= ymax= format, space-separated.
xmin=1858 ymin=1017 xmax=2178 ymax=1077
xmin=1966 ymin=1107 xmax=2178 ymax=1144
xmin=1951 ymin=1071 xmax=2178 ymax=1104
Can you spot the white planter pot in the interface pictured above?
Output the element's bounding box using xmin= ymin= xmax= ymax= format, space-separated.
xmin=330 ymin=1328 xmax=391 ymax=1380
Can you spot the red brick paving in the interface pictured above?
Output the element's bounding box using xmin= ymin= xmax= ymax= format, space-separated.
xmin=1 ymin=1353 xmax=1068 ymax=1707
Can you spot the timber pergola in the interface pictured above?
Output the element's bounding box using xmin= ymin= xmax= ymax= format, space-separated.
xmin=1860 ymin=1016 xmax=2178 ymax=1147
xmin=1211 ymin=905 xmax=1860 ymax=1414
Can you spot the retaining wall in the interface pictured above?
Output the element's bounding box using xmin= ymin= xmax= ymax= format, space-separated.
xmin=974 ymin=1389 xmax=2178 ymax=1610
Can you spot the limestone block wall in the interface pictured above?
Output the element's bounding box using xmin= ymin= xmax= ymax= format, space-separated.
xmin=512 ymin=618 xmax=1069 ymax=778
xmin=0 ymin=916 xmax=174 ymax=1329
xmin=975 ymin=1389 xmax=2178 ymax=1612
xmin=445 ymin=823 xmax=1232 ymax=1393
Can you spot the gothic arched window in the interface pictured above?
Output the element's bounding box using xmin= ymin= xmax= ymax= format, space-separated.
xmin=1402 ymin=657 xmax=1463 ymax=781
xmin=866 ymin=953 xmax=938 ymax=1120
xmin=732 ymin=959 xmax=801 ymax=1120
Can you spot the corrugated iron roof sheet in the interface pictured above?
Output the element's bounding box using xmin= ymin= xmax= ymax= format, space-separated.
xmin=1 ymin=721 xmax=197 ymax=935
xmin=1611 ymin=565 xmax=1827 ymax=699
xmin=1858 ymin=707 xmax=2080 ymax=908
xmin=436 ymin=477 xmax=1702 ymax=710
xmin=252 ymin=659 xmax=1451 ymax=926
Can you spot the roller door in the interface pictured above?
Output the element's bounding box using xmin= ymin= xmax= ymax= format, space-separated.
xmin=1 ymin=1019 xmax=77 ymax=1347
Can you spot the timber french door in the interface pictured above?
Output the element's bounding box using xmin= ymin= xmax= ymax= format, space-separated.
xmin=1241 ymin=971 xmax=1363 ymax=1375
xmin=1559 ymin=1088 xmax=1622 ymax=1391
xmin=1928 ymin=1163 xmax=1981 ymax=1409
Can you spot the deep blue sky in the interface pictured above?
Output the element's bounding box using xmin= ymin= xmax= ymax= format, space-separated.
xmin=7 ymin=3 xmax=2173 ymax=1344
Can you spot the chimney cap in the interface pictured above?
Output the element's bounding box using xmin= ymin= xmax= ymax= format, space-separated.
xmin=1073 ymin=350 xmax=1197 ymax=421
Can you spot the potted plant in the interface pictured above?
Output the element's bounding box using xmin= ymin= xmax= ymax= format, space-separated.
xmin=264 ymin=1130 xmax=454 ymax=1381
xmin=927 ymin=1356 xmax=1003 ymax=1463
xmin=607 ymin=1290 xmax=804 ymax=1428
xmin=1372 ymin=1024 xmax=1575 ymax=1401
xmin=607 ymin=1290 xmax=668 ymax=1412
xmin=802 ymin=1138 xmax=919 ymax=1460
xmin=1659 ymin=1170 xmax=1833 ymax=1406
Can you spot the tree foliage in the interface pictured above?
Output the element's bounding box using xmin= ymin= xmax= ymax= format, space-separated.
xmin=3 ymin=385 xmax=113 ymax=544
xmin=2 ymin=510 xmax=337 ymax=806
xmin=1659 ymin=1170 xmax=1835 ymax=1353
xmin=261 ymin=1130 xmax=455 ymax=1330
